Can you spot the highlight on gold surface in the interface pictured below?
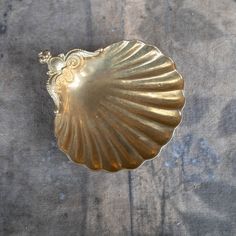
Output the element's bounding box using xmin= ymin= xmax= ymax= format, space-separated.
xmin=39 ymin=40 xmax=185 ymax=172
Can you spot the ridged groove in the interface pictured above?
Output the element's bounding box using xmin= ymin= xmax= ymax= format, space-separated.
xmin=110 ymin=88 xmax=185 ymax=109
xmin=100 ymin=105 xmax=161 ymax=160
xmin=101 ymin=100 xmax=173 ymax=145
xmin=94 ymin=115 xmax=123 ymax=170
xmin=111 ymin=70 xmax=184 ymax=92
xmin=98 ymin=109 xmax=144 ymax=168
xmin=97 ymin=110 xmax=140 ymax=169
xmin=107 ymin=96 xmax=181 ymax=126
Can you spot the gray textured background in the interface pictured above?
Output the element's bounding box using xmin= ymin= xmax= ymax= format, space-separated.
xmin=0 ymin=0 xmax=236 ymax=235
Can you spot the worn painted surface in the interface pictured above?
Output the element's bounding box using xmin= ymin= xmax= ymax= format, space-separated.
xmin=0 ymin=0 xmax=235 ymax=235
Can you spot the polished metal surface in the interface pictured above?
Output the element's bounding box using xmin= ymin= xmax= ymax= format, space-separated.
xmin=39 ymin=40 xmax=185 ymax=171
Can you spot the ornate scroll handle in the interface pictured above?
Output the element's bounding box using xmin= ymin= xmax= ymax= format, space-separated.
xmin=38 ymin=48 xmax=103 ymax=76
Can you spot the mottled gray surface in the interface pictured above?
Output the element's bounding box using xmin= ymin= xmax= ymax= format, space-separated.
xmin=0 ymin=0 xmax=236 ymax=235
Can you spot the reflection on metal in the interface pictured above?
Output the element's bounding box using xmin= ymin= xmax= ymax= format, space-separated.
xmin=39 ymin=40 xmax=185 ymax=172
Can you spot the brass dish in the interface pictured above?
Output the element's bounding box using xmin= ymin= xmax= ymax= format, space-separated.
xmin=39 ymin=40 xmax=185 ymax=172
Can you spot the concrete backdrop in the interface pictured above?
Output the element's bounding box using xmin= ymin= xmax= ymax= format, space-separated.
xmin=0 ymin=0 xmax=236 ymax=235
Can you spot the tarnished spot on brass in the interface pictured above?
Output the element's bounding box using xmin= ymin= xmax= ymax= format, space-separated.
xmin=39 ymin=40 xmax=185 ymax=172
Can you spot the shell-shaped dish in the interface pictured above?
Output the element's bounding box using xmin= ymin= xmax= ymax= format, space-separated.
xmin=39 ymin=40 xmax=185 ymax=172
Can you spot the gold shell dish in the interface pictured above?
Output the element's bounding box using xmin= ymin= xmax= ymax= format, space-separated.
xmin=39 ymin=40 xmax=185 ymax=172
